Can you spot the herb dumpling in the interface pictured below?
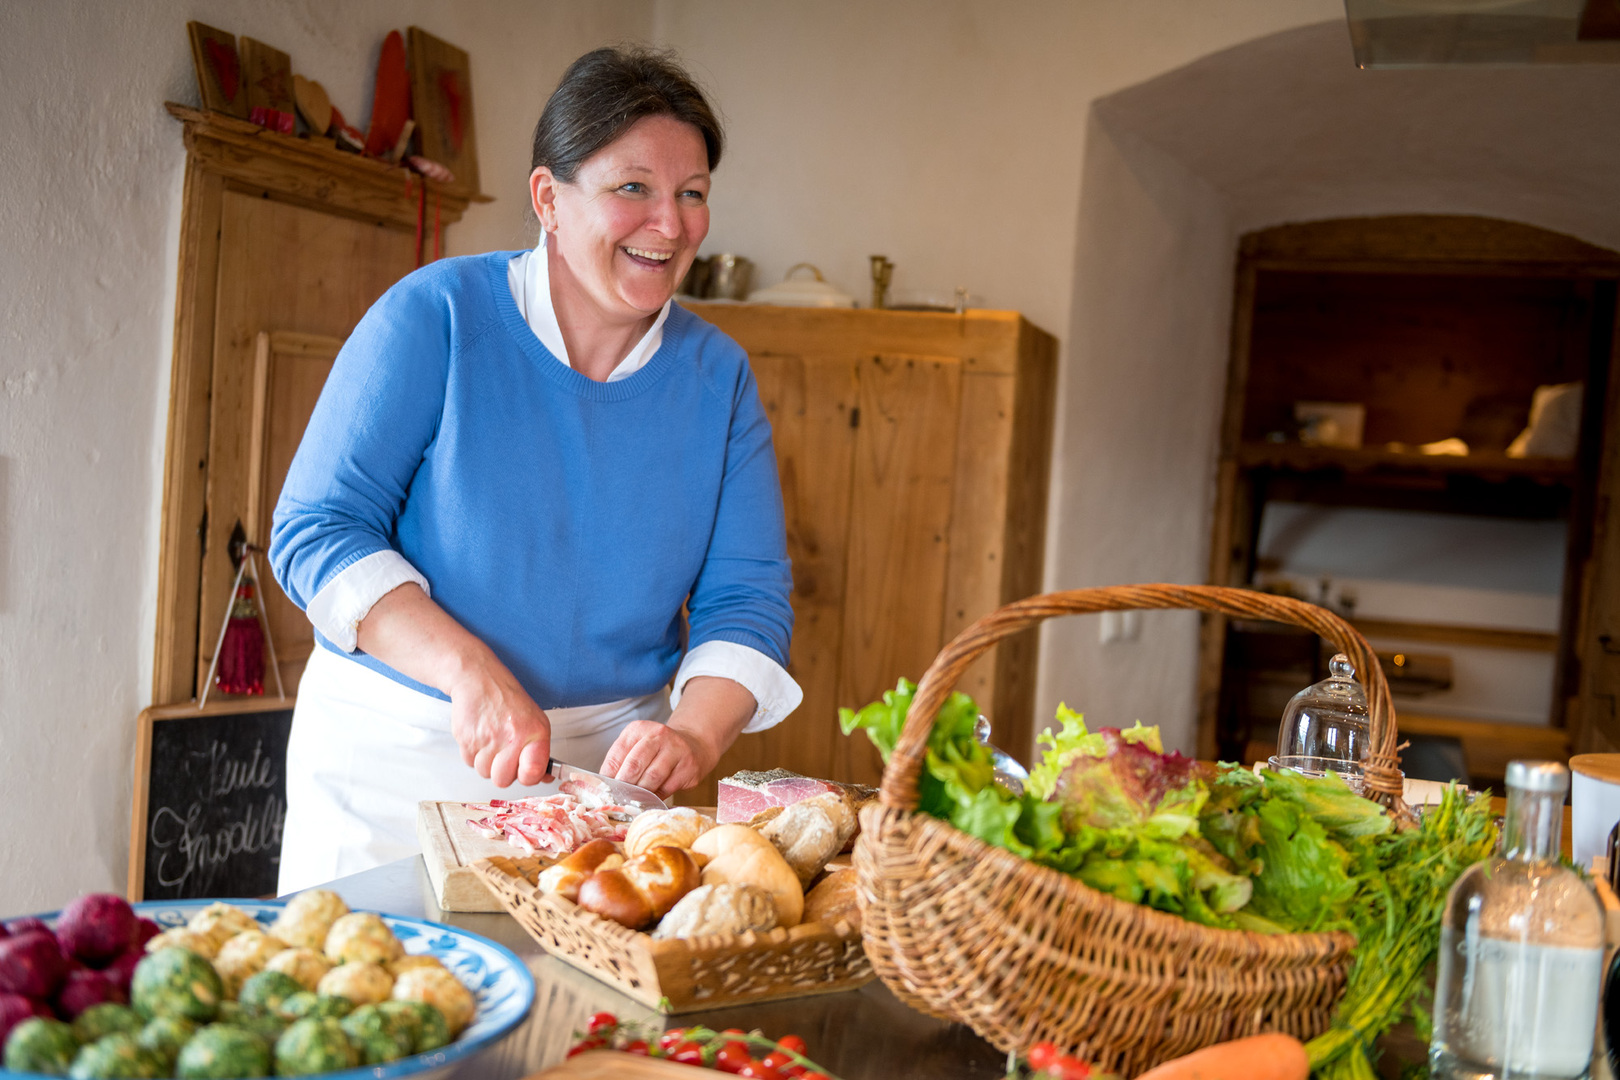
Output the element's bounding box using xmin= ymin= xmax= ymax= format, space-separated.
xmin=317 ymin=962 xmax=393 ymax=1006
xmin=213 ymin=931 xmax=288 ymax=998
xmin=391 ymin=967 xmax=473 ymax=1037
xmin=186 ymin=904 xmax=258 ymax=953
xmin=270 ymin=891 xmax=349 ymax=952
xmin=263 ymin=947 xmax=331 ymax=992
xmin=323 ymin=913 xmax=403 ymax=966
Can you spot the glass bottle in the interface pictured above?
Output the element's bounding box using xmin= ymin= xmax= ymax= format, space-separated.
xmin=1430 ymin=761 xmax=1604 ymax=1080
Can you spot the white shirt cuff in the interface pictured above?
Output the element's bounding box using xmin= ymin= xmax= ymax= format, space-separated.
xmin=671 ymin=640 xmax=803 ymax=734
xmin=306 ymin=550 xmax=430 ymax=652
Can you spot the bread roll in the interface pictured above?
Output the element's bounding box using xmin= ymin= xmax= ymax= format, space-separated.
xmin=692 ymin=824 xmax=803 ymax=928
xmin=802 ymin=868 xmax=861 ymax=930
xmin=651 ymin=883 xmax=778 ymax=940
xmin=537 ymin=838 xmax=621 ymax=903
xmin=576 ymin=845 xmax=702 ymax=930
xmin=758 ymin=792 xmax=856 ymax=887
xmin=624 ymin=807 xmax=716 ymax=857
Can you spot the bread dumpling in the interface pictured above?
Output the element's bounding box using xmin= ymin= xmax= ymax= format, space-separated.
xmin=324 ymin=913 xmax=403 ymax=966
xmin=214 ymin=930 xmax=289 ymax=997
xmin=265 ymin=947 xmax=333 ymax=992
xmin=386 ymin=955 xmax=446 ymax=979
xmin=651 ymin=883 xmax=778 ymax=940
xmin=318 ymin=962 xmax=394 ymax=1006
xmin=391 ymin=967 xmax=474 ymax=1037
xmin=187 ymin=903 xmax=259 ymax=951
xmin=145 ymin=927 xmax=218 ymax=960
xmin=691 ymin=824 xmax=803 ymax=928
xmin=271 ymin=890 xmax=349 ymax=952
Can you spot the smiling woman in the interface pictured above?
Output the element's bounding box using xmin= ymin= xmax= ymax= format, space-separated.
xmin=267 ymin=47 xmax=800 ymax=894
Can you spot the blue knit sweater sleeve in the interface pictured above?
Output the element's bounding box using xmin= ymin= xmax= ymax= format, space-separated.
xmin=686 ymin=339 xmax=795 ymax=668
xmin=269 ymin=267 xmax=456 ymax=609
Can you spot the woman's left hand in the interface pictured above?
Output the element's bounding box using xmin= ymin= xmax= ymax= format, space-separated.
xmin=601 ymin=676 xmax=756 ymax=797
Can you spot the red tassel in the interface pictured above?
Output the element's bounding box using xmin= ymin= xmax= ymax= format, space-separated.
xmin=216 ymin=582 xmax=265 ymax=696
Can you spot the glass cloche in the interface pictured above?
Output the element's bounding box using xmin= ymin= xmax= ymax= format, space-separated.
xmin=1268 ymin=653 xmax=1371 ymax=790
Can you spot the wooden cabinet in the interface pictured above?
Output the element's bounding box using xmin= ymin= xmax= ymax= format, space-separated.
xmin=1199 ymin=216 xmax=1620 ymax=782
xmin=684 ymin=305 xmax=1057 ymax=796
xmin=154 ymin=105 xmax=483 ymax=704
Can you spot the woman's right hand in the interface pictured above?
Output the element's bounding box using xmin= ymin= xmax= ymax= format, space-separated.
xmin=356 ymin=583 xmax=552 ymax=788
xmin=447 ymin=655 xmax=554 ymax=788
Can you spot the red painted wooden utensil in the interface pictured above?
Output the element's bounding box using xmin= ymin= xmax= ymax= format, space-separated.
xmin=365 ymin=30 xmax=411 ymax=159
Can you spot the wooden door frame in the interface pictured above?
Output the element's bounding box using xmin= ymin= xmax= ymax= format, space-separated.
xmin=152 ymin=105 xmax=485 ymax=704
xmin=1197 ymin=215 xmax=1620 ymax=760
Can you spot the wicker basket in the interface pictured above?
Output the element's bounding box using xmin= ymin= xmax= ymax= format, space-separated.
xmin=852 ymin=584 xmax=1411 ymax=1075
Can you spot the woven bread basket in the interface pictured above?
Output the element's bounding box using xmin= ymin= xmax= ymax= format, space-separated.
xmin=852 ymin=585 xmax=1411 ymax=1074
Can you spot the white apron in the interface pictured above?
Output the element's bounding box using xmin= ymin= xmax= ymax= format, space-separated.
xmin=276 ymin=646 xmax=670 ymax=894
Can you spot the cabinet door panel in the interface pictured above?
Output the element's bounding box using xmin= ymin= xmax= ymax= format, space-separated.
xmin=835 ymin=353 xmax=962 ymax=787
xmin=697 ymin=351 xmax=860 ymax=803
xmin=197 ymin=191 xmax=414 ymax=698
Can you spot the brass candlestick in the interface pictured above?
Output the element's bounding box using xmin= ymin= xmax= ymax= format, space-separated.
xmin=869 ymin=255 xmax=894 ymax=310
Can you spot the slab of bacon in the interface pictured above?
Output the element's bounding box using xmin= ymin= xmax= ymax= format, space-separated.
xmin=465 ymin=782 xmax=635 ymax=858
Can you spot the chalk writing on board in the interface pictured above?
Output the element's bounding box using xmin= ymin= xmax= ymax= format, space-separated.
xmin=146 ymin=737 xmax=286 ymax=897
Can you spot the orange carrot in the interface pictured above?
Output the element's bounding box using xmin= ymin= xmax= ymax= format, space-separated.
xmin=1133 ymin=1033 xmax=1309 ymax=1080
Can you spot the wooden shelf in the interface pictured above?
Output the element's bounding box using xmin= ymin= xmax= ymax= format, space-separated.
xmin=165 ymin=103 xmax=491 ymax=232
xmin=1235 ymin=441 xmax=1577 ymax=483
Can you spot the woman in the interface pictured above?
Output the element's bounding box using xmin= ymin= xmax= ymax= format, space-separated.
xmin=269 ymin=47 xmax=799 ymax=894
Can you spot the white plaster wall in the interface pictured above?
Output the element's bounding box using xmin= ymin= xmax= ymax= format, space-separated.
xmin=0 ymin=0 xmax=652 ymax=913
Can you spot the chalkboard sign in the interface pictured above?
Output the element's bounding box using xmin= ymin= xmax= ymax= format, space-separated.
xmin=129 ymin=699 xmax=294 ymax=901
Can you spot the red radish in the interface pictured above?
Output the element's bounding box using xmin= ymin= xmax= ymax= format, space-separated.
xmin=101 ymin=948 xmax=143 ymax=994
xmin=56 ymin=895 xmax=135 ymax=965
xmin=0 ymin=933 xmax=69 ymax=999
xmin=0 ymin=992 xmax=53 ymax=1044
xmin=1133 ymin=1033 xmax=1309 ymax=1080
xmin=53 ymin=968 xmax=125 ymax=1019
xmin=130 ymin=919 xmax=160 ymax=950
xmin=3 ymin=918 xmax=50 ymax=939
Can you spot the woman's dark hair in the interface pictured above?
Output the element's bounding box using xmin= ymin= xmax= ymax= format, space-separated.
xmin=531 ymin=47 xmax=723 ymax=182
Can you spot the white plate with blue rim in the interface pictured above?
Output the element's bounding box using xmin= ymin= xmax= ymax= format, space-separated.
xmin=1 ymin=898 xmax=535 ymax=1079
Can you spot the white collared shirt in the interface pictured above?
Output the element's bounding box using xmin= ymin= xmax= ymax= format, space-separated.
xmin=302 ymin=235 xmax=802 ymax=734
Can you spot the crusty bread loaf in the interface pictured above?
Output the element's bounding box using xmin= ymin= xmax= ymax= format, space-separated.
xmin=537 ymin=838 xmax=623 ymax=903
xmin=624 ymin=807 xmax=716 ymax=857
xmin=650 ymin=883 xmax=779 ymax=940
xmin=802 ymin=868 xmax=861 ymax=929
xmin=576 ymin=845 xmax=701 ymax=930
xmin=691 ymin=824 xmax=803 ymax=928
xmin=758 ymin=792 xmax=856 ymax=887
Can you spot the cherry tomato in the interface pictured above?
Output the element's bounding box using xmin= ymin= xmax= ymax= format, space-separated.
xmin=775 ymin=1034 xmax=808 ymax=1056
xmin=623 ymin=1040 xmax=650 ymax=1056
xmin=801 ymin=1073 xmax=830 ymax=1080
xmin=565 ymin=1036 xmax=603 ymax=1058
xmin=1053 ymin=1055 xmax=1092 ymax=1080
xmin=716 ymin=1041 xmax=754 ymax=1074
xmin=1027 ymin=1042 xmax=1061 ymax=1070
xmin=658 ymin=1029 xmax=687 ymax=1052
xmin=587 ymin=1011 xmax=618 ymax=1033
xmin=738 ymin=1062 xmax=784 ymax=1080
xmin=762 ymin=1051 xmax=794 ymax=1070
xmin=672 ymin=1041 xmax=708 ymax=1066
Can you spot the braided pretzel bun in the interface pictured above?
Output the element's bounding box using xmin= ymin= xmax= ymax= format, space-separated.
xmin=576 ymin=845 xmax=702 ymax=930
xmin=624 ymin=807 xmax=717 ymax=857
xmin=536 ymin=838 xmax=623 ymax=903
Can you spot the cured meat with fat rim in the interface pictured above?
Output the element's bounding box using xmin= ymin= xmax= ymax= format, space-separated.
xmin=717 ymin=768 xmax=875 ymax=824
xmin=464 ymin=782 xmax=633 ymax=858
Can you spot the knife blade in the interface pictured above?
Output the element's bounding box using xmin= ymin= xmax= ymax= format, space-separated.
xmin=548 ymin=758 xmax=669 ymax=812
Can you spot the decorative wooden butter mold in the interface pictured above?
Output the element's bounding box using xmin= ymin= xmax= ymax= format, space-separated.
xmin=472 ymin=855 xmax=873 ymax=1013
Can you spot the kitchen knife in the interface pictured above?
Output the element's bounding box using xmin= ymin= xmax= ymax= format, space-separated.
xmin=548 ymin=757 xmax=668 ymax=812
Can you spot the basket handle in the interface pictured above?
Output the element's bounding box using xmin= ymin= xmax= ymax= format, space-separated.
xmin=882 ymin=584 xmax=1409 ymax=819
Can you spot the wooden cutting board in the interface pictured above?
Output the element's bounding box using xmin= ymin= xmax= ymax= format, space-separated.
xmin=417 ymin=800 xmax=539 ymax=912
xmin=527 ymin=1050 xmax=692 ymax=1078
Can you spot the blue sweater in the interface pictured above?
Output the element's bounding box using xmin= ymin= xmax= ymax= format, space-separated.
xmin=269 ymin=252 xmax=793 ymax=707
